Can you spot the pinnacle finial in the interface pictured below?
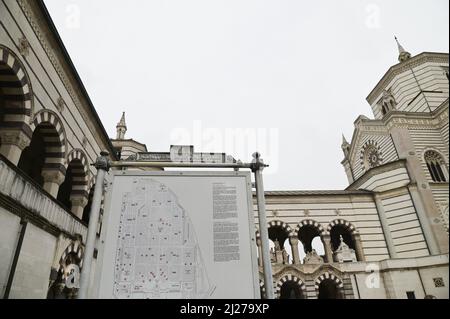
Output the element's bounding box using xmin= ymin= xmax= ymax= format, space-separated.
xmin=116 ymin=112 xmax=127 ymax=139
xmin=342 ymin=134 xmax=349 ymax=146
xmin=118 ymin=112 xmax=126 ymax=127
xmin=394 ymin=36 xmax=411 ymax=63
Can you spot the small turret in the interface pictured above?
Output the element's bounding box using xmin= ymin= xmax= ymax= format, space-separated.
xmin=341 ymin=134 xmax=351 ymax=158
xmin=116 ymin=112 xmax=127 ymax=140
xmin=395 ymin=36 xmax=411 ymax=63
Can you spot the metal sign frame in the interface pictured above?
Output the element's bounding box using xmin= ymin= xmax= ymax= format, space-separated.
xmin=77 ymin=151 xmax=274 ymax=299
xmin=93 ymin=170 xmax=260 ymax=299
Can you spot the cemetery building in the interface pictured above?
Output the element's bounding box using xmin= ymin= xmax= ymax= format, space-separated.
xmin=0 ymin=0 xmax=448 ymax=299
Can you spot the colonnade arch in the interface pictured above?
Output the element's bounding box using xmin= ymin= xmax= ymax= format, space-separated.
xmin=256 ymin=218 xmax=365 ymax=265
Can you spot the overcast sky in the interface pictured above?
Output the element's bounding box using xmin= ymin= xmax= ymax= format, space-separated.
xmin=44 ymin=0 xmax=449 ymax=191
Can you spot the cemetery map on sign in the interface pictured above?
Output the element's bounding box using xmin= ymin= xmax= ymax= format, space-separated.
xmin=113 ymin=179 xmax=213 ymax=299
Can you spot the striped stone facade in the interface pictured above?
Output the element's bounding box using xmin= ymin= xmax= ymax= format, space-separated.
xmin=254 ymin=49 xmax=449 ymax=299
xmin=0 ymin=0 xmax=117 ymax=299
xmin=0 ymin=0 xmax=448 ymax=300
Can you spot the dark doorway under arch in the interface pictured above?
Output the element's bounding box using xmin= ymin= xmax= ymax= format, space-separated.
xmin=280 ymin=281 xmax=304 ymax=299
xmin=17 ymin=125 xmax=46 ymax=186
xmin=330 ymin=224 xmax=355 ymax=251
xmin=318 ymin=279 xmax=342 ymax=299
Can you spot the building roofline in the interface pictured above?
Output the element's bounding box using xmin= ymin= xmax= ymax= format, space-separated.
xmin=253 ymin=190 xmax=373 ymax=197
xmin=346 ymin=159 xmax=408 ymax=191
xmin=110 ymin=139 xmax=148 ymax=151
xmin=366 ymin=52 xmax=449 ymax=105
xmin=36 ymin=0 xmax=118 ymax=160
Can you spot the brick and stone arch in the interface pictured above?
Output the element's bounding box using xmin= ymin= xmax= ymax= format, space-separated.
xmin=267 ymin=220 xmax=294 ymax=247
xmin=326 ymin=219 xmax=357 ymax=235
xmin=255 ymin=221 xmax=294 ymax=246
xmin=293 ymin=219 xmax=326 ymax=237
xmin=314 ymin=272 xmax=345 ymax=299
xmin=57 ymin=149 xmax=90 ymax=218
xmin=48 ymin=241 xmax=84 ymax=299
xmin=326 ymin=219 xmax=365 ymax=261
xmin=58 ymin=241 xmax=84 ymax=273
xmin=275 ymin=274 xmax=306 ymax=299
xmin=293 ymin=219 xmax=328 ymax=262
xmin=255 ymin=221 xmax=295 ymax=265
xmin=18 ymin=110 xmax=67 ymax=197
xmin=0 ymin=45 xmax=34 ymax=164
xmin=31 ymin=109 xmax=67 ymax=166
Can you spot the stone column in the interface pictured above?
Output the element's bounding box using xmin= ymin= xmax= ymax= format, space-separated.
xmin=322 ymin=234 xmax=334 ymax=263
xmin=256 ymin=239 xmax=263 ymax=267
xmin=0 ymin=130 xmax=31 ymax=165
xmin=408 ymin=184 xmax=440 ymax=255
xmin=289 ymin=237 xmax=301 ymax=265
xmin=352 ymin=233 xmax=366 ymax=262
xmin=41 ymin=169 xmax=65 ymax=198
xmin=374 ymin=194 xmax=397 ymax=258
xmin=70 ymin=196 xmax=88 ymax=219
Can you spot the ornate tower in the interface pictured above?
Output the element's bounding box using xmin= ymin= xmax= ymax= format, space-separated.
xmin=116 ymin=112 xmax=127 ymax=140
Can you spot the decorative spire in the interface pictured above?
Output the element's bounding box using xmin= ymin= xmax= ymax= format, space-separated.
xmin=341 ymin=134 xmax=351 ymax=159
xmin=394 ymin=36 xmax=411 ymax=63
xmin=341 ymin=134 xmax=349 ymax=147
xmin=116 ymin=112 xmax=127 ymax=140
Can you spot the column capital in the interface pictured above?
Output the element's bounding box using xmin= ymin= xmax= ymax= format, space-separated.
xmin=70 ymin=196 xmax=88 ymax=208
xmin=41 ymin=169 xmax=66 ymax=186
xmin=289 ymin=236 xmax=299 ymax=245
xmin=0 ymin=130 xmax=31 ymax=150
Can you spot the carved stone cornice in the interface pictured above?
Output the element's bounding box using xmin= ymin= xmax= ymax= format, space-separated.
xmin=346 ymin=159 xmax=408 ymax=191
xmin=384 ymin=101 xmax=449 ymax=130
xmin=16 ymin=0 xmax=115 ymax=156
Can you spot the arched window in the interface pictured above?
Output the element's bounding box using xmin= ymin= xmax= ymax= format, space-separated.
xmin=424 ymin=151 xmax=448 ymax=182
xmin=379 ymin=89 xmax=396 ymax=117
xmin=268 ymin=225 xmax=290 ymax=264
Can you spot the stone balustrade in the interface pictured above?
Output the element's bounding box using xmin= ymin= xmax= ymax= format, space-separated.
xmin=0 ymin=155 xmax=87 ymax=240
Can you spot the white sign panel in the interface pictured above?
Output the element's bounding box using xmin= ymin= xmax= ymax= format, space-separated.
xmin=94 ymin=171 xmax=259 ymax=299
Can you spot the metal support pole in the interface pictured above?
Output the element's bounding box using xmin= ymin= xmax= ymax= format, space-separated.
xmin=78 ymin=151 xmax=110 ymax=299
xmin=252 ymin=152 xmax=274 ymax=299
xmin=3 ymin=219 xmax=27 ymax=299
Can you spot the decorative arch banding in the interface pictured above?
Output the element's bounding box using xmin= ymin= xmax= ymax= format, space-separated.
xmin=275 ymin=274 xmax=306 ymax=297
xmin=293 ymin=219 xmax=326 ymax=237
xmin=0 ymin=45 xmax=33 ymax=137
xmin=67 ymin=149 xmax=90 ymax=197
xmin=255 ymin=221 xmax=294 ymax=240
xmin=267 ymin=220 xmax=293 ymax=237
xmin=58 ymin=241 xmax=84 ymax=276
xmin=314 ymin=272 xmax=344 ymax=290
xmin=326 ymin=219 xmax=358 ymax=235
xmin=32 ymin=110 xmax=67 ymax=173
